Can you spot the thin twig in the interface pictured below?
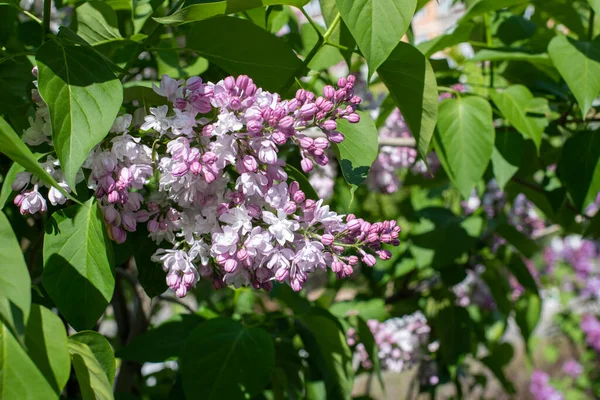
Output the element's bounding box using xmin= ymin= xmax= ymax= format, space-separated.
xmin=305 ymin=130 xmax=416 ymax=147
xmin=157 ymin=295 xmax=196 ymax=314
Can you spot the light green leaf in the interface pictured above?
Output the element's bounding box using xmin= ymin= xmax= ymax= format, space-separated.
xmin=334 ymin=110 xmax=378 ymax=191
xmin=225 ymin=0 xmax=309 ymax=13
xmin=461 ymin=0 xmax=529 ymax=21
xmin=491 ymin=130 xmax=525 ymax=189
xmin=70 ymin=331 xmax=115 ymax=385
xmin=43 ymin=198 xmax=115 ymax=331
xmin=490 ymin=85 xmax=548 ymax=150
xmin=153 ymin=1 xmax=226 ymax=25
xmin=548 ymin=36 xmax=600 ymax=118
xmin=296 ymin=310 xmax=354 ymax=399
xmin=515 ymin=291 xmax=541 ymax=347
xmin=0 ymin=211 xmax=31 ymax=338
xmin=36 ymin=39 xmax=123 ymax=190
xmin=434 ymin=96 xmax=495 ymax=198
xmin=558 ymin=130 xmax=600 ymax=213
xmin=25 ymin=305 xmax=71 ymax=395
xmin=378 ymin=42 xmax=438 ymax=162
xmin=589 ymin=0 xmax=600 ymax=15
xmin=181 ymin=318 xmax=275 ymax=400
xmin=335 ymin=0 xmax=417 ymax=77
xmin=0 ymin=322 xmax=57 ymax=400
xmin=68 ymin=340 xmax=114 ymax=400
xmin=72 ymin=2 xmax=122 ymax=45
xmin=187 ymin=16 xmax=302 ymax=92
xmin=0 ymin=117 xmax=74 ymax=202
xmin=417 ymin=22 xmax=475 ymax=57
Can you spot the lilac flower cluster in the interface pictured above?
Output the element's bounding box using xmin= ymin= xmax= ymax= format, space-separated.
xmin=581 ymin=314 xmax=600 ymax=352
xmin=366 ymin=109 xmax=440 ymax=193
xmin=347 ymin=312 xmax=430 ymax=373
xmin=509 ymin=193 xmax=546 ymax=236
xmin=452 ymin=265 xmax=496 ymax=310
xmin=529 ymin=370 xmax=563 ymax=400
xmin=544 ymin=235 xmax=600 ymax=298
xmin=13 ymin=70 xmax=402 ymax=297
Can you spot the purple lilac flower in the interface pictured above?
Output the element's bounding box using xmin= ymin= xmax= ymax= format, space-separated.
xmin=581 ymin=314 xmax=600 ymax=352
xmin=562 ymin=359 xmax=583 ymax=378
xmin=15 ymin=72 xmax=401 ymax=297
xmin=347 ymin=312 xmax=430 ymax=373
xmin=529 ymin=370 xmax=563 ymax=400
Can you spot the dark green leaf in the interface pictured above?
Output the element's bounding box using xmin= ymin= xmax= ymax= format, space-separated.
xmin=284 ymin=163 xmax=319 ymax=201
xmin=334 ymin=110 xmax=379 ymax=191
xmin=495 ymin=222 xmax=540 ymax=258
xmin=491 ymin=130 xmax=525 ymax=189
xmin=461 ymin=0 xmax=529 ymax=21
xmin=548 ymin=36 xmax=600 ymax=118
xmin=0 ymin=322 xmax=56 ymax=400
xmin=225 ymin=0 xmax=309 ymax=13
xmin=25 ymin=305 xmax=71 ymax=395
xmin=43 ymin=198 xmax=115 ymax=330
xmin=507 ymin=255 xmax=539 ymax=296
xmin=70 ymin=331 xmax=115 ymax=385
xmin=558 ymin=130 xmax=600 ymax=213
xmin=335 ymin=0 xmax=417 ymax=77
xmin=378 ymin=42 xmax=438 ymax=162
xmin=181 ymin=318 xmax=275 ymax=400
xmin=515 ymin=291 xmax=541 ymax=346
xmin=36 ymin=39 xmax=123 ymax=190
xmin=434 ymin=305 xmax=473 ymax=365
xmin=434 ymin=96 xmax=495 ymax=198
xmin=118 ymin=314 xmax=202 ymax=362
xmin=186 ymin=16 xmax=303 ymax=92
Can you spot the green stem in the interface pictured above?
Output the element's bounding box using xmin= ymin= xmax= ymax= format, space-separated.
xmin=282 ymin=13 xmax=341 ymax=92
xmin=119 ymin=0 xmax=185 ymax=81
xmin=15 ymin=6 xmax=42 ymax=25
xmin=483 ymin=13 xmax=494 ymax=89
xmin=42 ymin=0 xmax=51 ymax=37
xmin=0 ymin=51 xmax=36 ymax=66
xmin=300 ymin=7 xmax=323 ymax=39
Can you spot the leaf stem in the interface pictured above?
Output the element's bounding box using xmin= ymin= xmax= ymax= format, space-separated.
xmin=483 ymin=13 xmax=494 ymax=89
xmin=42 ymin=0 xmax=51 ymax=37
xmin=589 ymin=9 xmax=596 ymax=41
xmin=300 ymin=7 xmax=323 ymax=39
xmin=0 ymin=51 xmax=36 ymax=66
xmin=119 ymin=0 xmax=186 ymax=81
xmin=16 ymin=6 xmax=43 ymax=25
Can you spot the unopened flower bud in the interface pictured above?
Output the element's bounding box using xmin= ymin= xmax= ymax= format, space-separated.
xmin=322 ymin=233 xmax=335 ymax=246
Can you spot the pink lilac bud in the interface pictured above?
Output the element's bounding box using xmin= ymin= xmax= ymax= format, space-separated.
xmin=186 ymin=76 xmax=203 ymax=90
xmin=103 ymin=206 xmax=119 ymax=224
xmin=236 ymin=75 xmax=249 ymax=90
xmin=323 ymin=85 xmax=335 ymax=99
xmin=348 ymin=256 xmax=359 ymax=266
xmin=272 ymin=131 xmax=287 ymax=145
xmin=346 ymin=113 xmax=360 ymax=123
xmin=243 ymin=155 xmax=258 ymax=172
xmin=190 ymin=161 xmax=202 ymax=175
xmin=283 ymin=201 xmax=297 ymax=214
xmin=377 ymin=250 xmax=392 ymax=260
xmin=292 ymin=190 xmax=306 ymax=203
xmin=321 ymin=120 xmax=337 ymax=131
xmin=111 ymin=226 xmax=127 ymax=244
xmin=332 ymin=261 xmax=344 ymax=273
xmin=148 ymin=218 xmax=159 ymax=232
xmin=295 ymin=89 xmax=307 ymax=102
xmin=247 ymin=203 xmax=261 ymax=218
xmin=301 ymin=158 xmax=313 ymax=172
xmin=362 ymin=254 xmax=377 ymax=267
xmin=224 ymin=259 xmax=238 ymax=273
xmin=279 ymin=116 xmax=294 ymax=129
xmin=322 ymin=233 xmax=335 ymax=246
xmin=328 ymin=131 xmax=345 ymax=143
xmin=337 ymin=77 xmax=347 ymax=88
xmin=299 ymin=136 xmax=314 ymax=149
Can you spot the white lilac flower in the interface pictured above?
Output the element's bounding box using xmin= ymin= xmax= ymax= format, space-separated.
xmin=262 ymin=210 xmax=299 ymax=245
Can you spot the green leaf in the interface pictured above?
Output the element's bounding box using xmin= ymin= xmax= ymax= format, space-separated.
xmin=153 ymin=1 xmax=226 ymax=25
xmin=335 ymin=0 xmax=417 ymax=77
xmin=284 ymin=164 xmax=319 ymax=201
xmin=68 ymin=340 xmax=114 ymax=400
xmin=558 ymin=131 xmax=600 ymax=213
xmin=24 ymin=305 xmax=71 ymax=395
xmin=225 ymin=0 xmax=310 ymax=13
xmin=296 ymin=310 xmax=354 ymax=399
xmin=495 ymin=222 xmax=540 ymax=258
xmin=515 ymin=291 xmax=541 ymax=346
xmin=378 ymin=42 xmax=438 ymax=162
xmin=319 ymin=0 xmax=356 ymax=66
xmin=123 ymin=81 xmax=166 ymax=106
xmin=0 ymin=322 xmax=57 ymax=400
xmin=507 ymin=255 xmax=539 ymax=296
xmin=537 ymin=0 xmax=586 ymax=39
xmin=481 ymin=342 xmax=516 ymax=394
xmin=490 ymin=85 xmax=548 ymax=151
xmin=470 ymin=50 xmax=554 ymax=68
xmin=70 ymin=331 xmax=115 ymax=385
xmin=300 ymin=23 xmax=344 ymax=71
xmin=481 ymin=262 xmax=512 ymax=315
xmin=461 ymin=0 xmax=529 ymax=21
xmin=334 ymin=110 xmax=378 ymax=192
xmin=491 ymin=130 xmax=525 ymax=189
xmin=329 ymin=298 xmax=389 ymax=321
xmin=433 ymin=305 xmax=473 ymax=365
xmin=589 ymin=0 xmax=600 ymax=15
xmin=130 ymin=230 xmax=168 ymax=298
xmin=548 ymin=36 xmax=600 ymax=118
xmin=187 ymin=16 xmax=302 ymax=93
xmin=181 ymin=318 xmax=275 ymax=400
xmin=417 ymin=22 xmax=475 ymax=57
xmin=0 ymin=162 xmax=23 ymax=210
xmin=0 ymin=211 xmax=31 ymax=337
xmin=0 ymin=117 xmax=74 ymax=202
xmin=43 ymin=198 xmax=115 ymax=331
xmin=434 ymin=96 xmax=495 ymax=198
xmin=72 ymin=2 xmax=122 ymax=45
xmin=36 ymin=39 xmax=123 ymax=190
xmin=118 ymin=314 xmax=202 ymax=362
